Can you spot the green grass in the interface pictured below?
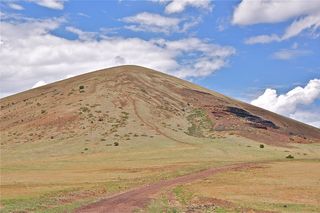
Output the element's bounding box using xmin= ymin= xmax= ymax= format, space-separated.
xmin=0 ymin=188 xmax=94 ymax=213
xmin=186 ymin=108 xmax=213 ymax=137
xmin=172 ymin=185 xmax=193 ymax=205
xmin=145 ymin=195 xmax=180 ymax=213
xmin=239 ymin=201 xmax=320 ymax=213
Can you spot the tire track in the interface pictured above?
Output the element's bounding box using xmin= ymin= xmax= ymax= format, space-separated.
xmin=131 ymin=98 xmax=192 ymax=146
xmin=75 ymin=162 xmax=256 ymax=213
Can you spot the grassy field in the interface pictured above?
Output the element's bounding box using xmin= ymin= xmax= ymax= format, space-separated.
xmin=139 ymin=159 xmax=320 ymax=213
xmin=1 ymin=133 xmax=319 ymax=212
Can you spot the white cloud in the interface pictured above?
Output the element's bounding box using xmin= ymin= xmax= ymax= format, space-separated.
xmin=65 ymin=74 xmax=74 ymax=79
xmin=290 ymin=110 xmax=320 ymax=128
xmin=28 ymin=0 xmax=66 ymax=10
xmin=251 ymin=79 xmax=320 ymax=127
xmin=8 ymin=3 xmax=24 ymax=10
xmin=282 ymin=13 xmax=320 ymax=40
xmin=153 ymin=0 xmax=212 ymax=14
xmin=65 ymin=26 xmax=97 ymax=41
xmin=153 ymin=38 xmax=235 ymax=78
xmin=121 ymin=12 xmax=201 ymax=34
xmin=216 ymin=17 xmax=229 ymax=32
xmin=32 ymin=80 xmax=47 ymax=88
xmin=246 ymin=12 xmax=320 ymax=44
xmin=245 ymin=34 xmax=280 ymax=44
xmin=0 ymin=16 xmax=235 ymax=97
xmin=122 ymin=12 xmax=180 ymax=34
xmin=272 ymin=49 xmax=311 ymax=60
xmin=235 ymin=0 xmax=320 ymax=44
xmin=232 ymin=0 xmax=320 ymax=25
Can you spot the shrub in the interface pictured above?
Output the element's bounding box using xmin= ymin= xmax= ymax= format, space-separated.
xmin=286 ymin=154 xmax=294 ymax=159
xmin=84 ymin=147 xmax=88 ymax=151
xmin=114 ymin=142 xmax=119 ymax=146
xmin=79 ymin=85 xmax=84 ymax=90
xmin=259 ymin=144 xmax=264 ymax=148
xmin=41 ymin=109 xmax=46 ymax=114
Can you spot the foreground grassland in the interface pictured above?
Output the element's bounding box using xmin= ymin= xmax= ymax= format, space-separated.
xmin=1 ymin=134 xmax=319 ymax=212
xmin=141 ymin=160 xmax=320 ymax=213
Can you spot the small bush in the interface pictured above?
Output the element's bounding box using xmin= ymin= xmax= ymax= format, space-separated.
xmin=259 ymin=144 xmax=264 ymax=148
xmin=79 ymin=85 xmax=84 ymax=90
xmin=84 ymin=147 xmax=88 ymax=151
xmin=114 ymin=142 xmax=119 ymax=146
xmin=41 ymin=109 xmax=46 ymax=114
xmin=286 ymin=154 xmax=294 ymax=159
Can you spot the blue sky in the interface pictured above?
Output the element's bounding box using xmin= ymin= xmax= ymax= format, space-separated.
xmin=0 ymin=0 xmax=319 ymax=127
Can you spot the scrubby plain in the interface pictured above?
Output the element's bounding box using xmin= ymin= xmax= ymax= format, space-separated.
xmin=1 ymin=65 xmax=319 ymax=212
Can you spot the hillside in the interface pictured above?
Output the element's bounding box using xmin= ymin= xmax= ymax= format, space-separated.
xmin=1 ymin=65 xmax=320 ymax=212
xmin=1 ymin=65 xmax=319 ymax=147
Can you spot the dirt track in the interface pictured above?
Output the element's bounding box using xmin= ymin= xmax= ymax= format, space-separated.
xmin=75 ymin=163 xmax=255 ymax=213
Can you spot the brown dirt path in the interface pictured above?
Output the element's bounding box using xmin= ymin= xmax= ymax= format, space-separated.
xmin=75 ymin=162 xmax=256 ymax=213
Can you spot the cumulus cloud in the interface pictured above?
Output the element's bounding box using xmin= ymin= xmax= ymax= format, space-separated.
xmin=234 ymin=0 xmax=320 ymax=44
xmin=28 ymin=0 xmax=66 ymax=10
xmin=0 ymin=16 xmax=235 ymax=97
xmin=251 ymin=79 xmax=320 ymax=127
xmin=153 ymin=0 xmax=212 ymax=14
xmin=232 ymin=0 xmax=320 ymax=25
xmin=289 ymin=110 xmax=320 ymax=128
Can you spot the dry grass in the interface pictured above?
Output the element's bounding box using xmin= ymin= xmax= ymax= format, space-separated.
xmin=184 ymin=160 xmax=320 ymax=212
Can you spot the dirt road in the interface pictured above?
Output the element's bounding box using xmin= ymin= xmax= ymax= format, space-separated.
xmin=75 ymin=162 xmax=255 ymax=213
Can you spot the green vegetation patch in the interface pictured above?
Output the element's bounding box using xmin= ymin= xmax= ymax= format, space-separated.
xmin=186 ymin=109 xmax=213 ymax=137
xmin=145 ymin=195 xmax=180 ymax=213
xmin=172 ymin=185 xmax=193 ymax=205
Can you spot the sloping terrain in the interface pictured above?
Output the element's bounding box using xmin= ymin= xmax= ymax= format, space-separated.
xmin=1 ymin=65 xmax=319 ymax=212
xmin=1 ymin=65 xmax=319 ymax=147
